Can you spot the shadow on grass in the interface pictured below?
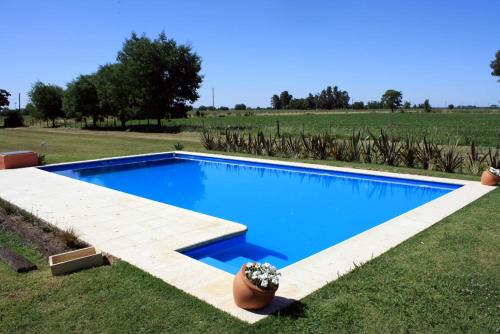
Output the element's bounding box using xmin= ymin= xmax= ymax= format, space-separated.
xmin=272 ymin=299 xmax=309 ymax=320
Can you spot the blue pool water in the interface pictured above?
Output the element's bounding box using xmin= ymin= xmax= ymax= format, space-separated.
xmin=42 ymin=153 xmax=460 ymax=274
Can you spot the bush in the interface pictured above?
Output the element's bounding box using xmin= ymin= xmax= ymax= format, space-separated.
xmin=3 ymin=110 xmax=24 ymax=127
xmin=234 ymin=104 xmax=247 ymax=110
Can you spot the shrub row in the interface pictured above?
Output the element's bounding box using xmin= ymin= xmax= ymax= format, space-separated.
xmin=201 ymin=128 xmax=500 ymax=175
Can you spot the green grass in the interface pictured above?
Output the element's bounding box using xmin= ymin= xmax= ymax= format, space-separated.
xmin=0 ymin=127 xmax=499 ymax=333
xmin=162 ymin=112 xmax=497 ymax=147
xmin=0 ymin=128 xmax=203 ymax=164
xmin=20 ymin=111 xmax=500 ymax=147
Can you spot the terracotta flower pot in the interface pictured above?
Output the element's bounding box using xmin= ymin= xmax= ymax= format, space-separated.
xmin=233 ymin=265 xmax=277 ymax=310
xmin=481 ymin=169 xmax=499 ymax=186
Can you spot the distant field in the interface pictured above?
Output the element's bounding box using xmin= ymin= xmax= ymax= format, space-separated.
xmin=171 ymin=112 xmax=500 ymax=147
xmin=4 ymin=110 xmax=500 ymax=147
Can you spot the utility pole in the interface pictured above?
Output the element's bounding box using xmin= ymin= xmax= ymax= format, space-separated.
xmin=18 ymin=93 xmax=21 ymax=112
xmin=212 ymin=87 xmax=215 ymax=111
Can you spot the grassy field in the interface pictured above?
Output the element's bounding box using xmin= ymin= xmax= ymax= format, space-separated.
xmin=0 ymin=127 xmax=499 ymax=333
xmin=19 ymin=111 xmax=500 ymax=147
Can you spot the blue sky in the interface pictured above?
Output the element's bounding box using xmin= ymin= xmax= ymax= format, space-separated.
xmin=1 ymin=0 xmax=499 ymax=108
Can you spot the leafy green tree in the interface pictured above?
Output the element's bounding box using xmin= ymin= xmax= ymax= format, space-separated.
xmin=352 ymin=101 xmax=365 ymax=109
xmin=63 ymin=75 xmax=101 ymax=127
xmin=448 ymin=104 xmax=454 ymax=110
xmin=271 ymin=94 xmax=282 ymax=109
xmin=381 ymin=90 xmax=403 ymax=112
xmin=491 ymin=50 xmax=500 ymax=80
xmin=234 ymin=104 xmax=246 ymax=110
xmin=94 ymin=64 xmax=138 ymax=128
xmin=423 ymin=99 xmax=432 ymax=113
xmin=288 ymin=98 xmax=308 ymax=110
xmin=28 ymin=82 xmax=65 ymax=127
xmin=279 ymin=91 xmax=293 ymax=109
xmin=367 ymin=100 xmax=382 ymax=109
xmin=0 ymin=89 xmax=10 ymax=113
xmin=117 ymin=32 xmax=203 ymax=125
xmin=4 ymin=109 xmax=24 ymax=127
xmin=403 ymin=101 xmax=411 ymax=109
xmin=316 ymin=86 xmax=350 ymax=109
xmin=306 ymin=93 xmax=316 ymax=109
xmin=25 ymin=102 xmax=40 ymax=118
xmin=218 ymin=106 xmax=229 ymax=111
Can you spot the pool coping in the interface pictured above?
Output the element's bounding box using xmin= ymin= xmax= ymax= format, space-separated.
xmin=0 ymin=151 xmax=495 ymax=323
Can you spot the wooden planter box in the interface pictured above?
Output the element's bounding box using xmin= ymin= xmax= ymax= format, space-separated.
xmin=49 ymin=247 xmax=103 ymax=276
xmin=0 ymin=151 xmax=38 ymax=169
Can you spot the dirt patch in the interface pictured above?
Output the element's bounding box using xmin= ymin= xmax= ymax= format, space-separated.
xmin=0 ymin=210 xmax=80 ymax=257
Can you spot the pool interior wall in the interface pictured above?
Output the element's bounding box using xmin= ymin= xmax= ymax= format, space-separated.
xmin=41 ymin=153 xmax=461 ymax=274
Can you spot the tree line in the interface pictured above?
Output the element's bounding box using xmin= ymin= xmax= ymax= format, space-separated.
xmin=1 ymin=49 xmax=499 ymax=127
xmin=271 ymin=86 xmax=350 ymax=110
xmin=13 ymin=32 xmax=203 ymax=128
xmin=269 ymin=87 xmax=433 ymax=112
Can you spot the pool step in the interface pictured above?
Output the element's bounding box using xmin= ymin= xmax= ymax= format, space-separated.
xmin=199 ymin=257 xmax=241 ymax=274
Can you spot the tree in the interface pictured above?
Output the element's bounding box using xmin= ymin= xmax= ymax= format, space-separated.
xmin=306 ymin=93 xmax=316 ymax=109
xmin=381 ymin=90 xmax=403 ymax=112
xmin=25 ymin=103 xmax=38 ymax=117
xmin=423 ymin=99 xmax=432 ymax=113
xmin=279 ymin=91 xmax=293 ymax=109
xmin=448 ymin=104 xmax=454 ymax=110
xmin=94 ymin=63 xmax=138 ymax=128
xmin=28 ymin=82 xmax=65 ymax=127
xmin=491 ymin=50 xmax=500 ymax=80
xmin=367 ymin=100 xmax=382 ymax=109
xmin=0 ymin=89 xmax=10 ymax=113
xmin=352 ymin=101 xmax=365 ymax=109
xmin=117 ymin=32 xmax=203 ymax=125
xmin=316 ymin=86 xmax=350 ymax=109
xmin=234 ymin=104 xmax=247 ymax=110
xmin=63 ymin=75 xmax=101 ymax=127
xmin=403 ymin=101 xmax=411 ymax=109
xmin=271 ymin=94 xmax=282 ymax=109
xmin=288 ymin=98 xmax=308 ymax=110
xmin=4 ymin=109 xmax=24 ymax=127
xmin=218 ymin=106 xmax=229 ymax=111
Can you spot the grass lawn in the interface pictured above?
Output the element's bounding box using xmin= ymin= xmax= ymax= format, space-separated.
xmin=0 ymin=127 xmax=498 ymax=333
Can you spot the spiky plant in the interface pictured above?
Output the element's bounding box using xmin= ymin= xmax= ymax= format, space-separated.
xmin=486 ymin=145 xmax=500 ymax=169
xmin=331 ymin=139 xmax=348 ymax=161
xmin=465 ymin=141 xmax=487 ymax=175
xmin=436 ymin=141 xmax=464 ymax=173
xmin=346 ymin=130 xmax=362 ymax=162
xmin=361 ymin=138 xmax=374 ymax=163
xmin=370 ymin=129 xmax=400 ymax=166
xmin=201 ymin=129 xmax=217 ymax=150
xmin=400 ymin=135 xmax=417 ymax=168
xmin=416 ymin=136 xmax=438 ymax=170
xmin=286 ymin=136 xmax=303 ymax=158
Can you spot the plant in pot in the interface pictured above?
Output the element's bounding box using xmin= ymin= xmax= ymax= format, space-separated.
xmin=481 ymin=167 xmax=500 ymax=186
xmin=233 ymin=262 xmax=280 ymax=310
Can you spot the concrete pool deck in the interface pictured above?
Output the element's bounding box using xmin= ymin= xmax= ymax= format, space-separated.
xmin=0 ymin=151 xmax=495 ymax=323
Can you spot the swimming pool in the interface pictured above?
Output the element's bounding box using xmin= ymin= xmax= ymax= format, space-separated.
xmin=42 ymin=153 xmax=460 ymax=274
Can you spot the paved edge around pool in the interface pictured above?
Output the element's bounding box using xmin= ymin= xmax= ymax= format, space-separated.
xmin=0 ymin=151 xmax=495 ymax=324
